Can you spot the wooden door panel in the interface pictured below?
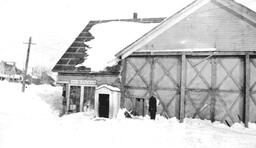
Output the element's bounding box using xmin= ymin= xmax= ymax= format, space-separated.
xmin=185 ymin=57 xmax=211 ymax=119
xmin=215 ymin=57 xmax=244 ymax=125
xmin=152 ymin=57 xmax=180 ymax=118
xmin=249 ymin=58 xmax=256 ymax=122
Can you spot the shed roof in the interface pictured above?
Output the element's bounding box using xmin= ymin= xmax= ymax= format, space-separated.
xmin=52 ymin=17 xmax=165 ymax=73
xmin=115 ymin=0 xmax=256 ymax=59
xmin=96 ymin=84 xmax=120 ymax=92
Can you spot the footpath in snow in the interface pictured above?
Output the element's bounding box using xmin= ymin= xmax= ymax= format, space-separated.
xmin=0 ymin=81 xmax=256 ymax=148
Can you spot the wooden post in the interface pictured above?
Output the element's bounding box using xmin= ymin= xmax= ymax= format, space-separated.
xmin=180 ymin=53 xmax=186 ymax=122
xmin=244 ymin=54 xmax=250 ymax=127
xmin=149 ymin=57 xmax=154 ymax=97
xmin=120 ymin=59 xmax=127 ymax=108
xmin=210 ymin=58 xmax=217 ymax=122
xmin=22 ymin=37 xmax=35 ymax=92
xmin=65 ymin=84 xmax=70 ymax=114
xmin=80 ymin=86 xmax=84 ymax=112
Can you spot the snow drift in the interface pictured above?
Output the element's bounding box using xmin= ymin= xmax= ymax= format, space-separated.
xmin=1 ymin=81 xmax=256 ymax=148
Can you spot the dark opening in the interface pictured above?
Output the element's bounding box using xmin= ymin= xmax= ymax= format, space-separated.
xmin=98 ymin=94 xmax=109 ymax=118
xmin=135 ymin=98 xmax=145 ymax=116
xmin=149 ymin=96 xmax=157 ymax=120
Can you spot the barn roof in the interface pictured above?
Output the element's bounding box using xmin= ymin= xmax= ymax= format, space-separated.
xmin=115 ymin=0 xmax=256 ymax=59
xmin=52 ymin=16 xmax=165 ymax=73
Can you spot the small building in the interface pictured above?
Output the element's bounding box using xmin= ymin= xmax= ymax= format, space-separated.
xmin=0 ymin=61 xmax=22 ymax=82
xmin=115 ymin=0 xmax=256 ymax=126
xmin=95 ymin=85 xmax=120 ymax=118
xmin=52 ymin=14 xmax=165 ymax=115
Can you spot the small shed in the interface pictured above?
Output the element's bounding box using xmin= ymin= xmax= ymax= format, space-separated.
xmin=95 ymin=85 xmax=120 ymax=118
xmin=95 ymin=85 xmax=121 ymax=118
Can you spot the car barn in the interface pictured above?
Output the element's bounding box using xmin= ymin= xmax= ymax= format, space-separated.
xmin=116 ymin=0 xmax=256 ymax=126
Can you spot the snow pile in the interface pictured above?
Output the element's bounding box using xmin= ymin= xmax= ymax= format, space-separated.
xmin=84 ymin=21 xmax=158 ymax=71
xmin=27 ymin=84 xmax=63 ymax=115
xmin=0 ymin=81 xmax=58 ymax=119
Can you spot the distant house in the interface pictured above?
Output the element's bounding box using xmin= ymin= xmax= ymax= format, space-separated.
xmin=31 ymin=67 xmax=56 ymax=85
xmin=115 ymin=0 xmax=256 ymax=126
xmin=52 ymin=14 xmax=165 ymax=115
xmin=0 ymin=61 xmax=22 ymax=82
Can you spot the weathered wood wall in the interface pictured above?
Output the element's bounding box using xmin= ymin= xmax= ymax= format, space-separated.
xmin=122 ymin=53 xmax=256 ymax=126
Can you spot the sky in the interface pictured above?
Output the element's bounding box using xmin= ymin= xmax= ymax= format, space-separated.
xmin=0 ymin=0 xmax=255 ymax=72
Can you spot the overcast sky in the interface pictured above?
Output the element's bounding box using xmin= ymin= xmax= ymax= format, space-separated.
xmin=0 ymin=0 xmax=255 ymax=71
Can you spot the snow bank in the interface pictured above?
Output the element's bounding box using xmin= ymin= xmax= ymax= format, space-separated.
xmin=83 ymin=21 xmax=158 ymax=71
xmin=1 ymin=81 xmax=256 ymax=148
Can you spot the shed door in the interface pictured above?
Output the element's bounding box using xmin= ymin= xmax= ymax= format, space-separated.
xmin=98 ymin=94 xmax=109 ymax=118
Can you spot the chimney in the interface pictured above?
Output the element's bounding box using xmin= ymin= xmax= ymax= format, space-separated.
xmin=133 ymin=12 xmax=138 ymax=19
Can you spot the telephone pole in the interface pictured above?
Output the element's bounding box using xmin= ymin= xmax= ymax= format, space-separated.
xmin=22 ymin=37 xmax=35 ymax=92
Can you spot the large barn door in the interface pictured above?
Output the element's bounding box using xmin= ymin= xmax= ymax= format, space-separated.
xmin=124 ymin=57 xmax=151 ymax=114
xmin=249 ymin=57 xmax=256 ymax=122
xmin=185 ymin=57 xmax=212 ymax=120
xmin=152 ymin=57 xmax=180 ymax=118
xmin=185 ymin=56 xmax=244 ymax=125
xmin=214 ymin=57 xmax=244 ymax=125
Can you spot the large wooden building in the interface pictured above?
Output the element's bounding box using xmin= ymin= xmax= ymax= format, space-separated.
xmin=115 ymin=0 xmax=256 ymax=126
xmin=52 ymin=16 xmax=165 ymax=115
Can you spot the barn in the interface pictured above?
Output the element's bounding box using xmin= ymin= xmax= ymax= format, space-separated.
xmin=115 ymin=0 xmax=256 ymax=126
xmin=52 ymin=15 xmax=165 ymax=115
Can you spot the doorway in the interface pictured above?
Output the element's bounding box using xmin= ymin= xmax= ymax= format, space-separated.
xmin=135 ymin=98 xmax=145 ymax=116
xmin=98 ymin=94 xmax=109 ymax=118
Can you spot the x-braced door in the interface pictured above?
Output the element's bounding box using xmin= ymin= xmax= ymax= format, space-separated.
xmin=152 ymin=57 xmax=180 ymax=118
xmin=185 ymin=56 xmax=245 ymax=126
xmin=124 ymin=57 xmax=151 ymax=113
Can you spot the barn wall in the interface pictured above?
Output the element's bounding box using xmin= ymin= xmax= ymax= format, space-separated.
xmin=138 ymin=2 xmax=256 ymax=52
xmin=122 ymin=53 xmax=256 ymax=125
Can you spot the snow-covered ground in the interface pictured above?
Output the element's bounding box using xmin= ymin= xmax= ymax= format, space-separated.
xmin=0 ymin=81 xmax=256 ymax=148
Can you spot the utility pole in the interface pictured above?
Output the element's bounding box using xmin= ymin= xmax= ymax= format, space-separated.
xmin=22 ymin=37 xmax=35 ymax=92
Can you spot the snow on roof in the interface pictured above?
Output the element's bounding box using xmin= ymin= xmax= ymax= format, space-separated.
xmin=82 ymin=21 xmax=158 ymax=71
xmin=236 ymin=0 xmax=256 ymax=12
xmin=96 ymin=84 xmax=120 ymax=91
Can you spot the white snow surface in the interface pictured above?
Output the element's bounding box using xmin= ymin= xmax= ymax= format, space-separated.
xmin=1 ymin=81 xmax=256 ymax=148
xmin=83 ymin=21 xmax=158 ymax=71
